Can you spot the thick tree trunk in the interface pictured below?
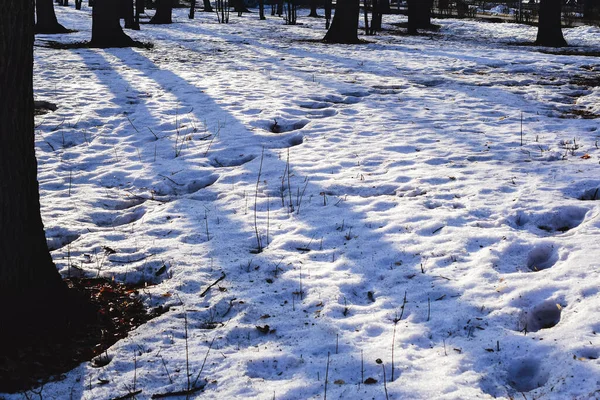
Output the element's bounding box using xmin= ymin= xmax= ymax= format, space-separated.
xmin=258 ymin=0 xmax=265 ymax=19
xmin=202 ymin=0 xmax=213 ymax=11
xmin=150 ymin=0 xmax=173 ymax=23
xmin=308 ymin=0 xmax=319 ymax=17
xmin=536 ymin=0 xmax=567 ymax=47
xmin=379 ymin=0 xmax=390 ymax=13
xmin=0 ymin=0 xmax=70 ymax=340
xmin=323 ymin=0 xmax=360 ymax=43
xmin=35 ymin=0 xmax=69 ymax=33
xmin=91 ymin=0 xmax=136 ymax=47
xmin=324 ymin=0 xmax=332 ymax=28
xmin=407 ymin=0 xmax=433 ymax=34
xmin=584 ymin=0 xmax=600 ymax=20
xmin=123 ymin=0 xmax=139 ymax=29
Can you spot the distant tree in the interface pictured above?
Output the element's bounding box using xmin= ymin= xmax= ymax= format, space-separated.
xmin=407 ymin=0 xmax=433 ymax=33
xmin=0 ymin=0 xmax=84 ymax=346
xmin=259 ymin=0 xmax=265 ymax=19
xmin=536 ymin=0 xmax=567 ymax=46
xmin=323 ymin=0 xmax=360 ymax=43
xmin=203 ymin=0 xmax=213 ymax=12
xmin=150 ymin=0 xmax=173 ymax=23
xmin=35 ymin=0 xmax=69 ymax=33
xmin=308 ymin=0 xmax=319 ymax=17
xmin=90 ymin=0 xmax=136 ymax=47
xmin=324 ymin=0 xmax=332 ymax=28
xmin=584 ymin=0 xmax=600 ymax=20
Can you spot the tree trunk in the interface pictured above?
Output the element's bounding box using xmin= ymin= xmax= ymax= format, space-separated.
xmin=407 ymin=0 xmax=433 ymax=33
xmin=536 ymin=0 xmax=567 ymax=46
xmin=150 ymin=0 xmax=173 ymax=23
xmin=91 ymin=0 xmax=136 ymax=47
xmin=379 ymin=0 xmax=390 ymax=13
xmin=123 ymin=0 xmax=139 ymax=29
xmin=308 ymin=0 xmax=319 ymax=17
xmin=258 ymin=0 xmax=265 ymax=19
xmin=0 ymin=0 xmax=70 ymax=341
xmin=35 ymin=0 xmax=69 ymax=33
xmin=584 ymin=0 xmax=600 ymax=20
xmin=323 ymin=0 xmax=360 ymax=43
xmin=202 ymin=0 xmax=213 ymax=11
xmin=324 ymin=0 xmax=332 ymax=28
xmin=189 ymin=0 xmax=196 ymax=17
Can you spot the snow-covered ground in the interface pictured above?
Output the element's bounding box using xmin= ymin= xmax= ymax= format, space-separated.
xmin=15 ymin=5 xmax=600 ymax=399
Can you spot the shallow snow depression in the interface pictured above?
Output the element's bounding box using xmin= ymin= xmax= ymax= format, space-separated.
xmin=20 ymin=5 xmax=600 ymax=399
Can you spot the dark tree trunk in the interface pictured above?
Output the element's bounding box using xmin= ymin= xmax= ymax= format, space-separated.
xmin=379 ymin=0 xmax=390 ymax=13
xmin=323 ymin=0 xmax=360 ymax=43
xmin=0 ymin=0 xmax=73 ymax=344
xmin=231 ymin=0 xmax=248 ymax=14
xmin=189 ymin=0 xmax=196 ymax=18
xmin=91 ymin=0 xmax=136 ymax=47
xmin=277 ymin=0 xmax=283 ymax=16
xmin=258 ymin=0 xmax=265 ymax=19
xmin=123 ymin=0 xmax=139 ymax=29
xmin=150 ymin=0 xmax=173 ymax=23
xmin=584 ymin=0 xmax=600 ymax=20
xmin=202 ymin=0 xmax=213 ymax=11
xmin=35 ymin=0 xmax=69 ymax=33
xmin=536 ymin=0 xmax=567 ymax=46
xmin=407 ymin=0 xmax=433 ymax=34
xmin=308 ymin=0 xmax=319 ymax=17
xmin=324 ymin=0 xmax=332 ymax=28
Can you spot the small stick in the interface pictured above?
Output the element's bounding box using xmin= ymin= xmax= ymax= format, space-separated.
xmin=361 ymin=350 xmax=364 ymax=384
xmin=382 ymin=364 xmax=389 ymax=400
xmin=287 ymin=149 xmax=294 ymax=213
xmin=520 ymin=112 xmax=523 ymax=146
xmin=200 ymin=272 xmax=226 ymax=297
xmin=159 ymin=355 xmax=173 ymax=384
xmin=336 ymin=334 xmax=339 ymax=354
xmin=427 ymin=297 xmax=431 ymax=322
xmin=324 ymin=352 xmax=330 ymax=400
xmin=192 ymin=335 xmax=217 ymax=387
xmin=184 ymin=312 xmax=190 ymax=391
xmin=205 ymin=209 xmax=210 ymax=241
xmin=254 ymin=148 xmax=265 ymax=253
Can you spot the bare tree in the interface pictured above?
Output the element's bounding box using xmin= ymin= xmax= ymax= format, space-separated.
xmin=35 ymin=0 xmax=69 ymax=33
xmin=536 ymin=0 xmax=567 ymax=47
xmin=323 ymin=0 xmax=360 ymax=43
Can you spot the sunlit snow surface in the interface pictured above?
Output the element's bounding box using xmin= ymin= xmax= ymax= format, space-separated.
xmin=20 ymin=6 xmax=600 ymax=399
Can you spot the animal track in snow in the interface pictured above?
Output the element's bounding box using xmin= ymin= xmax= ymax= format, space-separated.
xmin=210 ymin=154 xmax=256 ymax=168
xmin=269 ymin=119 xmax=308 ymax=133
xmin=526 ymin=243 xmax=559 ymax=271
xmin=513 ymin=206 xmax=588 ymax=234
xmin=525 ymin=301 xmax=562 ymax=332
xmin=507 ymin=358 xmax=549 ymax=392
xmin=93 ymin=205 xmax=146 ymax=227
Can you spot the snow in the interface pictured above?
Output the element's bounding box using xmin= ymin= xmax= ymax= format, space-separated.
xmin=12 ymin=5 xmax=600 ymax=399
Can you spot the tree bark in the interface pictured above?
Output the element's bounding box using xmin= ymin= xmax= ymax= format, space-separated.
xmin=407 ymin=0 xmax=433 ymax=34
xmin=536 ymin=0 xmax=567 ymax=47
xmin=202 ymin=0 xmax=213 ymax=11
xmin=308 ymin=0 xmax=319 ymax=17
xmin=0 ymin=0 xmax=71 ymax=340
xmin=91 ymin=0 xmax=136 ymax=47
xmin=258 ymin=0 xmax=265 ymax=19
xmin=35 ymin=0 xmax=69 ymax=33
xmin=323 ymin=0 xmax=360 ymax=43
xmin=150 ymin=0 xmax=173 ymax=23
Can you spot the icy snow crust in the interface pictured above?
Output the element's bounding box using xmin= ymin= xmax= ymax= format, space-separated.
xmin=20 ymin=6 xmax=600 ymax=399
